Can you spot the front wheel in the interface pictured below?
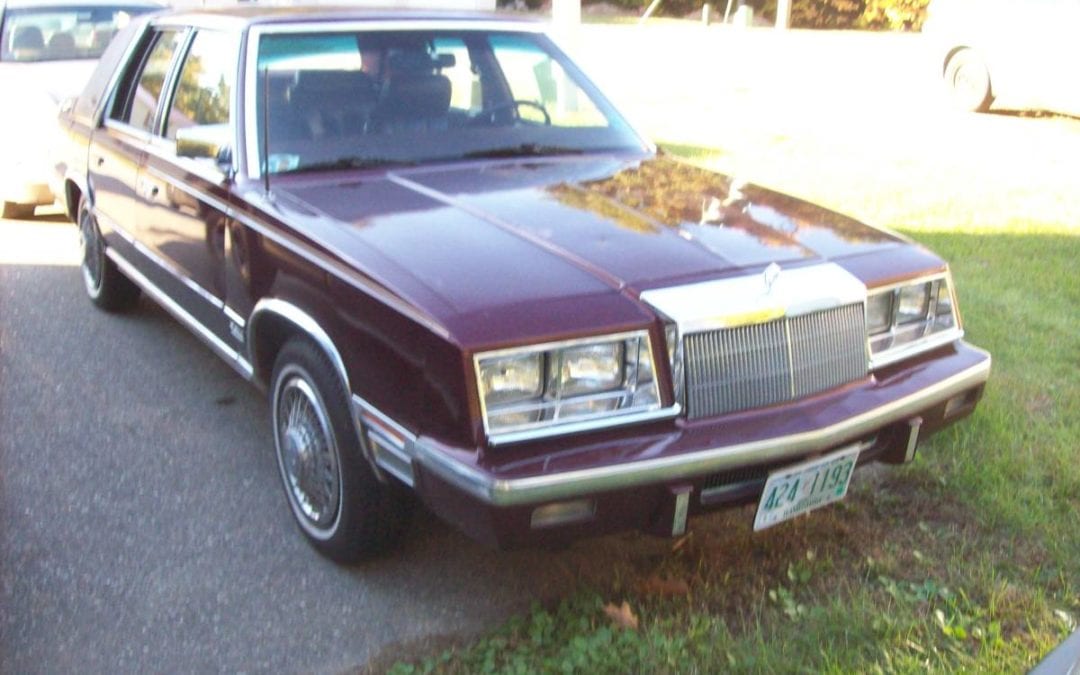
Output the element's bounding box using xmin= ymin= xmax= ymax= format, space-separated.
xmin=77 ymin=197 xmax=140 ymax=311
xmin=271 ymin=338 xmax=411 ymax=563
xmin=945 ymin=48 xmax=993 ymax=113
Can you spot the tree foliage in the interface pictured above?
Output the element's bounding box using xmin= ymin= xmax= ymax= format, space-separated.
xmin=855 ymin=0 xmax=930 ymax=29
xmin=789 ymin=0 xmax=866 ymax=28
xmin=575 ymin=0 xmax=930 ymax=29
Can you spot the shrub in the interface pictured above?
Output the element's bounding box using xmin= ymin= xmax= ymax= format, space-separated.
xmin=856 ymin=0 xmax=929 ymax=29
xmin=790 ymin=0 xmax=866 ymax=28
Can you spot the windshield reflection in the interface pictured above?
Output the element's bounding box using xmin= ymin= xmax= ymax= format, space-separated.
xmin=255 ymin=29 xmax=642 ymax=174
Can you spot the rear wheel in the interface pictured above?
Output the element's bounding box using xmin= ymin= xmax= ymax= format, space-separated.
xmin=945 ymin=48 xmax=993 ymax=113
xmin=271 ymin=338 xmax=411 ymax=563
xmin=77 ymin=197 xmax=140 ymax=311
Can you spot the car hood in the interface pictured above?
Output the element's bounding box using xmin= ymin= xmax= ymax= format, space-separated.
xmin=0 ymin=59 xmax=95 ymax=143
xmin=267 ymin=154 xmax=928 ymax=346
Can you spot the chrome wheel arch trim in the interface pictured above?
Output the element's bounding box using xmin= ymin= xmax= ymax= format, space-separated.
xmin=248 ymin=298 xmax=350 ymax=392
xmin=248 ymin=298 xmax=411 ymax=485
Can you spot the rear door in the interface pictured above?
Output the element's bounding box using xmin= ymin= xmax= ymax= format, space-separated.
xmin=89 ymin=26 xmax=184 ymax=257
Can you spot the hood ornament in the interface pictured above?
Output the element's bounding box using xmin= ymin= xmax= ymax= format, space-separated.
xmin=763 ymin=262 xmax=782 ymax=294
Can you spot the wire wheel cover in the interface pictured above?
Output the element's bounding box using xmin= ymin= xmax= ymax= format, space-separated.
xmin=277 ymin=375 xmax=341 ymax=529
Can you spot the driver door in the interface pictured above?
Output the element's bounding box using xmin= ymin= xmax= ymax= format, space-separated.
xmin=136 ymin=28 xmax=243 ymax=350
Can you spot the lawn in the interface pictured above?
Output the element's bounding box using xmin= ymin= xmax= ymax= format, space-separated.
xmin=386 ymin=118 xmax=1080 ymax=673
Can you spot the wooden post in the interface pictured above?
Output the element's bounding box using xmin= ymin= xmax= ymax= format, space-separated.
xmin=776 ymin=0 xmax=792 ymax=28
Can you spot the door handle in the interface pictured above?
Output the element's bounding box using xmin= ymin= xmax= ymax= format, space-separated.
xmin=137 ymin=179 xmax=159 ymax=200
xmin=95 ymin=156 xmax=105 ymax=167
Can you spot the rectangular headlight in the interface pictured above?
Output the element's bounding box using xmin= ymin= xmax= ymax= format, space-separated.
xmin=868 ymin=273 xmax=963 ymax=368
xmin=475 ymin=331 xmax=667 ymax=442
xmin=896 ymin=282 xmax=932 ymax=325
xmin=551 ymin=343 xmax=624 ymax=397
xmin=479 ymin=353 xmax=542 ymax=404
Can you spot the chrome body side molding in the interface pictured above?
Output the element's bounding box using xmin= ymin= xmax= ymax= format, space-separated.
xmin=106 ymin=248 xmax=254 ymax=381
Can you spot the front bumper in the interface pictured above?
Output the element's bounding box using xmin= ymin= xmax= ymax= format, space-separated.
xmin=0 ymin=156 xmax=55 ymax=207
xmin=375 ymin=341 xmax=990 ymax=546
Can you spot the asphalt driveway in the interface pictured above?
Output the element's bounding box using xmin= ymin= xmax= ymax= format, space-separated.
xmin=0 ymin=217 xmax=585 ymax=673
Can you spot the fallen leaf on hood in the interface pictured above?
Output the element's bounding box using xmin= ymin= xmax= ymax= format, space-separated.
xmin=638 ymin=575 xmax=690 ymax=597
xmin=602 ymin=601 xmax=639 ymax=631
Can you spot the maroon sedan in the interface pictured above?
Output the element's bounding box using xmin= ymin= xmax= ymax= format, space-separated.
xmin=56 ymin=6 xmax=991 ymax=563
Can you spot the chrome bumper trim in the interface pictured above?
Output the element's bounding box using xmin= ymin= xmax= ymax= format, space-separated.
xmin=413 ymin=348 xmax=991 ymax=507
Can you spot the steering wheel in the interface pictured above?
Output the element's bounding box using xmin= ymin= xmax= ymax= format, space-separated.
xmin=480 ymin=100 xmax=552 ymax=126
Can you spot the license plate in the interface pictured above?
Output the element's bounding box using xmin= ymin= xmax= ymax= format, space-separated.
xmin=753 ymin=445 xmax=861 ymax=531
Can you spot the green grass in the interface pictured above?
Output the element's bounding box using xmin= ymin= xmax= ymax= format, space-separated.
xmin=386 ymin=138 xmax=1079 ymax=674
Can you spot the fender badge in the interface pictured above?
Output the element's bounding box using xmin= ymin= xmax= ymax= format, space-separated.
xmin=763 ymin=262 xmax=782 ymax=294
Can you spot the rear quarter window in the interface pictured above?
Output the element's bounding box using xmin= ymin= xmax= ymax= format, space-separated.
xmin=72 ymin=17 xmax=150 ymax=123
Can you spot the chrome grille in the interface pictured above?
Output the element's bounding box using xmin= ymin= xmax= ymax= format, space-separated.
xmin=683 ymin=303 xmax=867 ymax=419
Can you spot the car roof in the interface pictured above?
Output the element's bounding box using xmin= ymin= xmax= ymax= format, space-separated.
xmin=148 ymin=4 xmax=535 ymax=32
xmin=2 ymin=0 xmax=163 ymax=9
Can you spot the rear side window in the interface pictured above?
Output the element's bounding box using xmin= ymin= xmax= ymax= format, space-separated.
xmin=73 ymin=17 xmax=149 ymax=122
xmin=108 ymin=28 xmax=182 ymax=133
xmin=164 ymin=29 xmax=239 ymax=140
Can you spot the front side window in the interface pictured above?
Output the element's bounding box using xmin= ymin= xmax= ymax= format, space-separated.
xmin=253 ymin=29 xmax=643 ymax=175
xmin=0 ymin=5 xmax=154 ymax=63
xmin=164 ymin=30 xmax=239 ymax=141
xmin=110 ymin=29 xmax=182 ymax=133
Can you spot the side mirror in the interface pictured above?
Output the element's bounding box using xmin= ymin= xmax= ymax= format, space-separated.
xmin=175 ymin=124 xmax=232 ymax=173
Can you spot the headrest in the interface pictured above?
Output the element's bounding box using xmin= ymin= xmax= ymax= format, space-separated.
xmin=387 ymin=50 xmax=440 ymax=76
xmin=13 ymin=26 xmax=45 ymax=51
xmin=48 ymin=32 xmax=76 ymax=56
xmin=291 ymin=69 xmax=377 ymax=109
xmin=381 ymin=74 xmax=452 ymax=117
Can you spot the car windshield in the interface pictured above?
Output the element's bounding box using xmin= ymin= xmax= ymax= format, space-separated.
xmin=0 ymin=5 xmax=153 ymax=63
xmin=253 ymin=29 xmax=644 ymax=173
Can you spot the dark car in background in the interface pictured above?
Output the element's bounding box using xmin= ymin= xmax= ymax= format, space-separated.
xmin=925 ymin=0 xmax=1080 ymax=114
xmin=56 ymin=6 xmax=991 ymax=563
xmin=0 ymin=0 xmax=159 ymax=218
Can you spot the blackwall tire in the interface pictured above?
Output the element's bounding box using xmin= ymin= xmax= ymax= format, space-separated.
xmin=270 ymin=338 xmax=411 ymax=563
xmin=78 ymin=197 xmax=140 ymax=311
xmin=945 ymin=49 xmax=993 ymax=113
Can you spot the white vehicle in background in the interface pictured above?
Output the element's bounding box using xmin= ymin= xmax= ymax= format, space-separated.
xmin=924 ymin=0 xmax=1080 ymax=115
xmin=0 ymin=0 xmax=159 ymax=218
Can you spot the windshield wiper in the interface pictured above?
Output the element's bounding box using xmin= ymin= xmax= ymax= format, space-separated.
xmin=463 ymin=144 xmax=585 ymax=160
xmin=279 ymin=157 xmax=415 ymax=174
